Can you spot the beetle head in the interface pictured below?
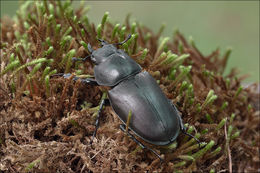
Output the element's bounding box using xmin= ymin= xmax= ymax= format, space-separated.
xmin=88 ymin=35 xmax=131 ymax=64
xmin=88 ymin=43 xmax=117 ymax=64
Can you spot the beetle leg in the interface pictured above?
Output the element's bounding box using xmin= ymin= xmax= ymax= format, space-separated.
xmin=170 ymin=101 xmax=201 ymax=147
xmin=119 ymin=124 xmax=164 ymax=162
xmin=90 ymin=97 xmax=109 ymax=145
xmin=52 ymin=73 xmax=99 ymax=86
xmin=72 ymin=55 xmax=90 ymax=62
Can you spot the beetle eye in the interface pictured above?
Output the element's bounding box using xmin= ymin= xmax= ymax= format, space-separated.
xmin=91 ymin=55 xmax=97 ymax=64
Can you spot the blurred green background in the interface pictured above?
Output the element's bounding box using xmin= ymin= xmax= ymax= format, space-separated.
xmin=1 ymin=1 xmax=259 ymax=82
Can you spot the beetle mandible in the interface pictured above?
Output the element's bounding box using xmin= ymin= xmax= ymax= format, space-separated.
xmin=54 ymin=35 xmax=200 ymax=161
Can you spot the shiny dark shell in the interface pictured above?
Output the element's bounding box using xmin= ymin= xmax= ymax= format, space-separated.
xmin=108 ymin=71 xmax=181 ymax=146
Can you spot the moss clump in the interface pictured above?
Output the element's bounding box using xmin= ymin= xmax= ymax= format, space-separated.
xmin=0 ymin=1 xmax=259 ymax=172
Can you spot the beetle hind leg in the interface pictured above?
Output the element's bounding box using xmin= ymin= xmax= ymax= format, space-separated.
xmin=170 ymin=102 xmax=201 ymax=147
xmin=119 ymin=124 xmax=164 ymax=162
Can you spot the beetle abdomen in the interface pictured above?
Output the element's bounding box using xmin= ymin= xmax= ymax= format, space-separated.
xmin=108 ymin=71 xmax=180 ymax=146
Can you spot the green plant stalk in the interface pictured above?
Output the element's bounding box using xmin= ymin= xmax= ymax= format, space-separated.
xmin=168 ymin=69 xmax=177 ymax=80
xmin=45 ymin=46 xmax=54 ymax=56
xmin=179 ymin=81 xmax=188 ymax=96
xmin=45 ymin=37 xmax=52 ymax=46
xmin=144 ymin=32 xmax=151 ymax=43
xmin=111 ymin=23 xmax=120 ymax=40
xmin=11 ymin=58 xmax=53 ymax=78
xmin=140 ymin=48 xmax=148 ymax=61
xmin=25 ymin=160 xmax=40 ymax=172
xmin=70 ymin=119 xmax=80 ymax=129
xmin=179 ymin=133 xmax=201 ymax=150
xmin=28 ymin=63 xmax=42 ymax=78
xmin=27 ymin=76 xmax=34 ymax=95
xmin=156 ymin=52 xmax=167 ymax=63
xmin=96 ymin=24 xmax=102 ymax=39
xmin=248 ymin=104 xmax=253 ymax=111
xmin=49 ymin=69 xmax=57 ymax=76
xmin=158 ymin=23 xmax=166 ymax=36
xmin=125 ymin=110 xmax=132 ymax=133
xmin=210 ymin=168 xmax=215 ymax=173
xmin=178 ymin=41 xmax=184 ymax=54
xmin=216 ymin=118 xmax=227 ymax=130
xmin=101 ymin=12 xmax=109 ymax=30
xmin=154 ymin=37 xmax=170 ymax=58
xmin=181 ymin=142 xmax=206 ymax=154
xmin=9 ymin=53 xmax=15 ymax=62
xmin=195 ymin=103 xmax=202 ymax=113
xmin=65 ymin=49 xmax=76 ymax=73
xmin=220 ymin=101 xmax=229 ymax=111
xmin=131 ymin=33 xmax=138 ymax=54
xmin=173 ymin=65 xmax=191 ymax=84
xmin=202 ymin=90 xmax=218 ymax=108
xmin=192 ymin=140 xmax=215 ymax=159
xmin=63 ymin=26 xmax=72 ymax=37
xmin=205 ymin=114 xmax=213 ymax=123
xmin=177 ymin=155 xmax=195 ymax=161
xmin=119 ymin=26 xmax=126 ymax=42
xmin=80 ymin=41 xmax=88 ymax=51
xmin=234 ymin=86 xmax=243 ymax=98
xmin=0 ymin=60 xmax=20 ymax=76
xmin=173 ymin=161 xmax=186 ymax=168
xmin=227 ymin=125 xmax=233 ymax=143
xmin=187 ymin=84 xmax=194 ymax=96
xmin=55 ymin=24 xmax=61 ymax=35
xmin=131 ymin=22 xmax=137 ymax=34
xmin=160 ymin=53 xmax=178 ymax=65
xmin=170 ymin=54 xmax=190 ymax=68
xmin=230 ymin=113 xmax=235 ymax=124
xmin=183 ymin=126 xmax=194 ymax=142
xmin=231 ymin=131 xmax=240 ymax=139
xmin=225 ymin=78 xmax=231 ymax=89
xmin=48 ymin=3 xmax=54 ymax=14
xmin=41 ymin=67 xmax=51 ymax=83
xmin=122 ymin=33 xmax=136 ymax=52
xmin=208 ymin=146 xmax=221 ymax=158
xmin=163 ymin=141 xmax=177 ymax=150
xmin=201 ymin=128 xmax=208 ymax=134
xmin=60 ymin=35 xmax=72 ymax=50
xmin=45 ymin=75 xmax=50 ymax=97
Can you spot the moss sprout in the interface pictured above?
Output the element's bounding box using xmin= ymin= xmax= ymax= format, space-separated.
xmin=0 ymin=1 xmax=259 ymax=172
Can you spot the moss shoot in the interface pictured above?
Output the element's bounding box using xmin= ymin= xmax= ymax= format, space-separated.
xmin=0 ymin=1 xmax=259 ymax=172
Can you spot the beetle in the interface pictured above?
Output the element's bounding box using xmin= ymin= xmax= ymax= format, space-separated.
xmin=54 ymin=35 xmax=200 ymax=161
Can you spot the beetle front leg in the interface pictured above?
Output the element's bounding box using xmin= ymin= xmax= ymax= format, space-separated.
xmin=119 ymin=124 xmax=164 ymax=162
xmin=52 ymin=73 xmax=99 ymax=85
xmin=72 ymin=55 xmax=90 ymax=62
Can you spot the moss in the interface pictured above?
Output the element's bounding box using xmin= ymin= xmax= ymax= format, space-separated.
xmin=0 ymin=1 xmax=259 ymax=172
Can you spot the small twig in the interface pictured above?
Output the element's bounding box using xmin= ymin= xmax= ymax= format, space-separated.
xmin=224 ymin=122 xmax=232 ymax=173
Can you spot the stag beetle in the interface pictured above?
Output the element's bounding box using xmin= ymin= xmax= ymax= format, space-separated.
xmin=54 ymin=35 xmax=200 ymax=161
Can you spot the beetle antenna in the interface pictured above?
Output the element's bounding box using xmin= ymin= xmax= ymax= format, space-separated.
xmin=72 ymin=55 xmax=90 ymax=62
xmin=182 ymin=130 xmax=201 ymax=148
xmin=98 ymin=38 xmax=108 ymax=46
xmin=114 ymin=34 xmax=131 ymax=45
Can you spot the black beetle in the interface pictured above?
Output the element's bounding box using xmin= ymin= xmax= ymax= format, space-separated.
xmin=54 ymin=35 xmax=200 ymax=161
